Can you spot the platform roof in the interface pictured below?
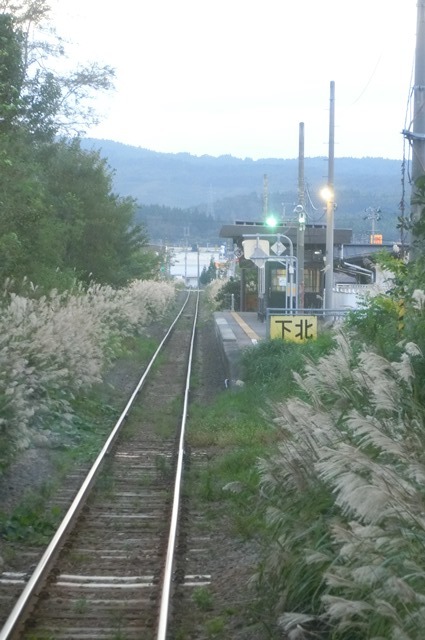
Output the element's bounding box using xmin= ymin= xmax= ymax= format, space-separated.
xmin=219 ymin=222 xmax=352 ymax=246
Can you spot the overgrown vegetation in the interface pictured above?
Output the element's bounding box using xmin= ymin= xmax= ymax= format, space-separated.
xmin=254 ymin=332 xmax=425 ymax=639
xmin=0 ymin=0 xmax=180 ymax=468
xmin=0 ymin=280 xmax=176 ymax=469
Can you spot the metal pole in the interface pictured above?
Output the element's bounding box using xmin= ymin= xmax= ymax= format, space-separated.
xmin=240 ymin=267 xmax=246 ymax=311
xmin=242 ymin=232 xmax=296 ymax=311
xmin=184 ymin=227 xmax=189 ymax=285
xmin=410 ymin=0 xmax=425 ymax=257
xmin=297 ymin=122 xmax=305 ymax=309
xmin=276 ymin=233 xmax=295 ymax=312
xmin=325 ymin=81 xmax=335 ymax=310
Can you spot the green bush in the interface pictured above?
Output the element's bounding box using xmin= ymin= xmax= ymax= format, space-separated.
xmin=241 ymin=331 xmax=335 ymax=398
xmin=345 ymin=293 xmax=400 ymax=359
xmin=213 ymin=277 xmax=240 ymax=310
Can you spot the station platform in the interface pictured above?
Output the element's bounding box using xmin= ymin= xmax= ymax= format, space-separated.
xmin=213 ymin=311 xmax=267 ymax=385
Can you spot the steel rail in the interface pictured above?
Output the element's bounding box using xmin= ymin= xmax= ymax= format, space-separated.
xmin=0 ymin=290 xmax=192 ymax=640
xmin=156 ymin=289 xmax=200 ymax=639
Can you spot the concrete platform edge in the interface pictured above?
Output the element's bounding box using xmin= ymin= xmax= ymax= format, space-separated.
xmin=213 ymin=311 xmax=267 ymax=385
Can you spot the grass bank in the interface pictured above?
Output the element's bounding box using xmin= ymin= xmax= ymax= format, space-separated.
xmin=184 ymin=333 xmax=336 ymax=638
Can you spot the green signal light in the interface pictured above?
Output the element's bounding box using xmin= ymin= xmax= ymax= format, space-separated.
xmin=265 ymin=214 xmax=278 ymax=227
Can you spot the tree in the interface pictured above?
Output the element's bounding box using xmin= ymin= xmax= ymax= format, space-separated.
xmin=40 ymin=139 xmax=151 ymax=286
xmin=0 ymin=129 xmax=50 ymax=283
xmin=199 ymin=258 xmax=216 ymax=285
xmin=0 ymin=1 xmax=115 ymax=140
xmin=0 ymin=2 xmax=163 ymax=291
xmin=0 ymin=13 xmax=24 ymax=132
xmin=0 ymin=2 xmax=148 ymax=291
xmin=0 ymin=133 xmax=155 ymax=289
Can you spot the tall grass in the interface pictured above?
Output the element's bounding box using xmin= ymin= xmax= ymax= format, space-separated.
xmin=0 ymin=279 xmax=176 ymax=457
xmin=203 ymin=278 xmax=229 ymax=309
xmin=255 ymin=330 xmax=425 ymax=639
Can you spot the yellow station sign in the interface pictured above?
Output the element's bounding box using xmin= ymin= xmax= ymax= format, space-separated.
xmin=270 ymin=315 xmax=318 ymax=342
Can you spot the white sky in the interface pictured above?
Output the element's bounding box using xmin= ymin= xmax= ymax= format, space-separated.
xmin=51 ymin=0 xmax=417 ymax=160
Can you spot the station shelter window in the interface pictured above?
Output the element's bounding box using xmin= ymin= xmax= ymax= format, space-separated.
xmin=271 ymin=267 xmax=287 ymax=291
xmin=304 ymin=267 xmax=321 ymax=293
xmin=268 ymin=263 xmax=296 ymax=310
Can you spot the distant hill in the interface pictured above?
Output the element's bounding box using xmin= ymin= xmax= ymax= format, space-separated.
xmin=81 ymin=138 xmax=407 ymax=244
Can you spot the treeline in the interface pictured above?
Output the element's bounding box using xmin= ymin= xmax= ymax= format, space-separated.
xmin=0 ymin=3 xmax=158 ymax=293
xmin=136 ymin=190 xmax=400 ymax=247
xmin=136 ymin=204 xmax=220 ymax=246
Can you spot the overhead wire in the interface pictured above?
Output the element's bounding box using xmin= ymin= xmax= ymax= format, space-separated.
xmin=305 ymin=181 xmax=325 ymax=223
xmin=350 ymin=53 xmax=383 ymax=106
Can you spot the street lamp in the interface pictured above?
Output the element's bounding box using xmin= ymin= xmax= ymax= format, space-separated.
xmin=320 ymin=186 xmax=333 ymax=202
xmin=294 ymin=204 xmax=305 ymax=309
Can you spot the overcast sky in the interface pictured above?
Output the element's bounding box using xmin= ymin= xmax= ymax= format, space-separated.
xmin=51 ymin=0 xmax=417 ymax=161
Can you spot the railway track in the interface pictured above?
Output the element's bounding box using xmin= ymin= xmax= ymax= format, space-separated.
xmin=0 ymin=290 xmax=201 ymax=640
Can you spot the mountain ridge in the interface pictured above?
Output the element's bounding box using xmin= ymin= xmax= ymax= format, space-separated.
xmin=81 ymin=138 xmax=404 ymax=208
xmin=80 ymin=139 xmax=406 ymax=243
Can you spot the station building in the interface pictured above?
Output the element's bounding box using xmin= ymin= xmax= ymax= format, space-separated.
xmin=219 ymin=220 xmax=402 ymax=316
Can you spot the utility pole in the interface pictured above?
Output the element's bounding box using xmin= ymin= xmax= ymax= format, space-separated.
xmin=183 ymin=226 xmax=189 ymax=285
xmin=297 ymin=122 xmax=305 ymax=309
xmin=409 ymin=0 xmax=425 ymax=257
xmin=324 ymin=81 xmax=335 ymax=311
xmin=262 ymin=174 xmax=269 ymax=218
xmin=364 ymin=206 xmax=381 ymax=242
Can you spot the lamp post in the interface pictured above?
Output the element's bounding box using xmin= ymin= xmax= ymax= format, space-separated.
xmin=297 ymin=121 xmax=305 ymax=310
xmin=323 ymin=80 xmax=335 ymax=311
xmin=321 ymin=186 xmax=335 ymax=310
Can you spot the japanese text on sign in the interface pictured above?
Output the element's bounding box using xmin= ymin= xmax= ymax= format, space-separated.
xmin=270 ymin=315 xmax=318 ymax=342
